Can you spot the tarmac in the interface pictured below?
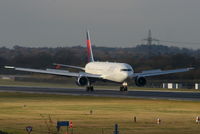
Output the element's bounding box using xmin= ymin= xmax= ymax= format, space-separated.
xmin=0 ymin=85 xmax=200 ymax=101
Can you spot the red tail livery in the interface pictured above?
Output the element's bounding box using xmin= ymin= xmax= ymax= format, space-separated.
xmin=86 ymin=30 xmax=94 ymax=62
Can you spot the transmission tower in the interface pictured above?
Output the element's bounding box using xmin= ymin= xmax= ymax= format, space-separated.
xmin=142 ymin=30 xmax=159 ymax=45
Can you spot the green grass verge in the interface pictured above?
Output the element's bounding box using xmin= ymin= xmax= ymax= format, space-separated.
xmin=0 ymin=92 xmax=200 ymax=134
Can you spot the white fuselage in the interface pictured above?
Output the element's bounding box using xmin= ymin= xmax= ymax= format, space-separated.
xmin=85 ymin=62 xmax=134 ymax=83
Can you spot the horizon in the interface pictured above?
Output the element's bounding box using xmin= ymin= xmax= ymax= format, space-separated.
xmin=1 ymin=43 xmax=198 ymax=51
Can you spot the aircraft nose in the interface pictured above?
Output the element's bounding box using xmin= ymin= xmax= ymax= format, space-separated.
xmin=123 ymin=72 xmax=130 ymax=78
xmin=127 ymin=70 xmax=133 ymax=77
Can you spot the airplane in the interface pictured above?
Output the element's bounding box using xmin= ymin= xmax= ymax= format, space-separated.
xmin=5 ymin=31 xmax=193 ymax=92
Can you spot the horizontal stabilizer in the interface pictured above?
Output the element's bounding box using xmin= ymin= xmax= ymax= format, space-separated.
xmin=46 ymin=68 xmax=69 ymax=73
xmin=53 ymin=63 xmax=85 ymax=70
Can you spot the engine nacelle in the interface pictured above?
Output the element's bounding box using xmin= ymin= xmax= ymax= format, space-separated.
xmin=76 ymin=76 xmax=89 ymax=86
xmin=135 ymin=77 xmax=147 ymax=87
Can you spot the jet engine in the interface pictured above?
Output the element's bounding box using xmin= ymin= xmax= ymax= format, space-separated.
xmin=76 ymin=76 xmax=89 ymax=86
xmin=135 ymin=76 xmax=147 ymax=87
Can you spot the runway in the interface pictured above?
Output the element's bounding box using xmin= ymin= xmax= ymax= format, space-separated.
xmin=0 ymin=85 xmax=200 ymax=101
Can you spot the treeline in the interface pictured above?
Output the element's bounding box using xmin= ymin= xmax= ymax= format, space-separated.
xmin=0 ymin=45 xmax=200 ymax=80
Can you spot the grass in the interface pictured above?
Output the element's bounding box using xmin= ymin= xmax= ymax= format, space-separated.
xmin=0 ymin=92 xmax=200 ymax=134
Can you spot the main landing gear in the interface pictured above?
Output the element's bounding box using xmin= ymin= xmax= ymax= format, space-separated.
xmin=120 ymin=82 xmax=128 ymax=92
xmin=86 ymin=86 xmax=94 ymax=92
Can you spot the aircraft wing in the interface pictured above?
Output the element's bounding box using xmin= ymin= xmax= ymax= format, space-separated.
xmin=133 ymin=67 xmax=194 ymax=77
xmin=4 ymin=66 xmax=101 ymax=78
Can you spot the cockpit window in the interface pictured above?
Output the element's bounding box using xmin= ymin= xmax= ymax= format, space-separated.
xmin=121 ymin=69 xmax=132 ymax=71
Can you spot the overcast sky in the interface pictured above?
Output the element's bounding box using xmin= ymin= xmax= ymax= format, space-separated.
xmin=0 ymin=0 xmax=200 ymax=49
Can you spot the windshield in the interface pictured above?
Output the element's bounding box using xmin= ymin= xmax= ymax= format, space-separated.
xmin=121 ymin=69 xmax=132 ymax=71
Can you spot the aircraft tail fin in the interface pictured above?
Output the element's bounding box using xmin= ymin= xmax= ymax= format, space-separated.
xmin=86 ymin=30 xmax=94 ymax=62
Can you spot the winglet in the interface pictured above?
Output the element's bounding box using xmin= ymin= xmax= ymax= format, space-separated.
xmin=86 ymin=30 xmax=94 ymax=62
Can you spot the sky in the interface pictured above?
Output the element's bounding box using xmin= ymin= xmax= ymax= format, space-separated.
xmin=0 ymin=0 xmax=200 ymax=49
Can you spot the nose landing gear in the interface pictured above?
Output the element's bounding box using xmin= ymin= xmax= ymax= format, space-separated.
xmin=120 ymin=82 xmax=128 ymax=92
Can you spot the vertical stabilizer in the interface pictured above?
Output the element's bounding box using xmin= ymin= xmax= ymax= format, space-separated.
xmin=86 ymin=30 xmax=94 ymax=62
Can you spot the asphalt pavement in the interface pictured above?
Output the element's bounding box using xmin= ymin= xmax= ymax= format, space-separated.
xmin=0 ymin=85 xmax=200 ymax=101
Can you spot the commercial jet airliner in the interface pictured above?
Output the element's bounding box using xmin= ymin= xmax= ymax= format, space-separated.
xmin=5 ymin=31 xmax=193 ymax=92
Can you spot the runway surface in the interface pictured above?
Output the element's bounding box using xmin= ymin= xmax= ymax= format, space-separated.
xmin=0 ymin=85 xmax=200 ymax=101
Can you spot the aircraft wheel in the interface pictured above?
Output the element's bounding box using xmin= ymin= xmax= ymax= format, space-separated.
xmin=124 ymin=86 xmax=128 ymax=92
xmin=120 ymin=86 xmax=128 ymax=92
xmin=86 ymin=86 xmax=94 ymax=92
xmin=90 ymin=86 xmax=94 ymax=92
xmin=86 ymin=86 xmax=90 ymax=92
xmin=120 ymin=86 xmax=124 ymax=92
